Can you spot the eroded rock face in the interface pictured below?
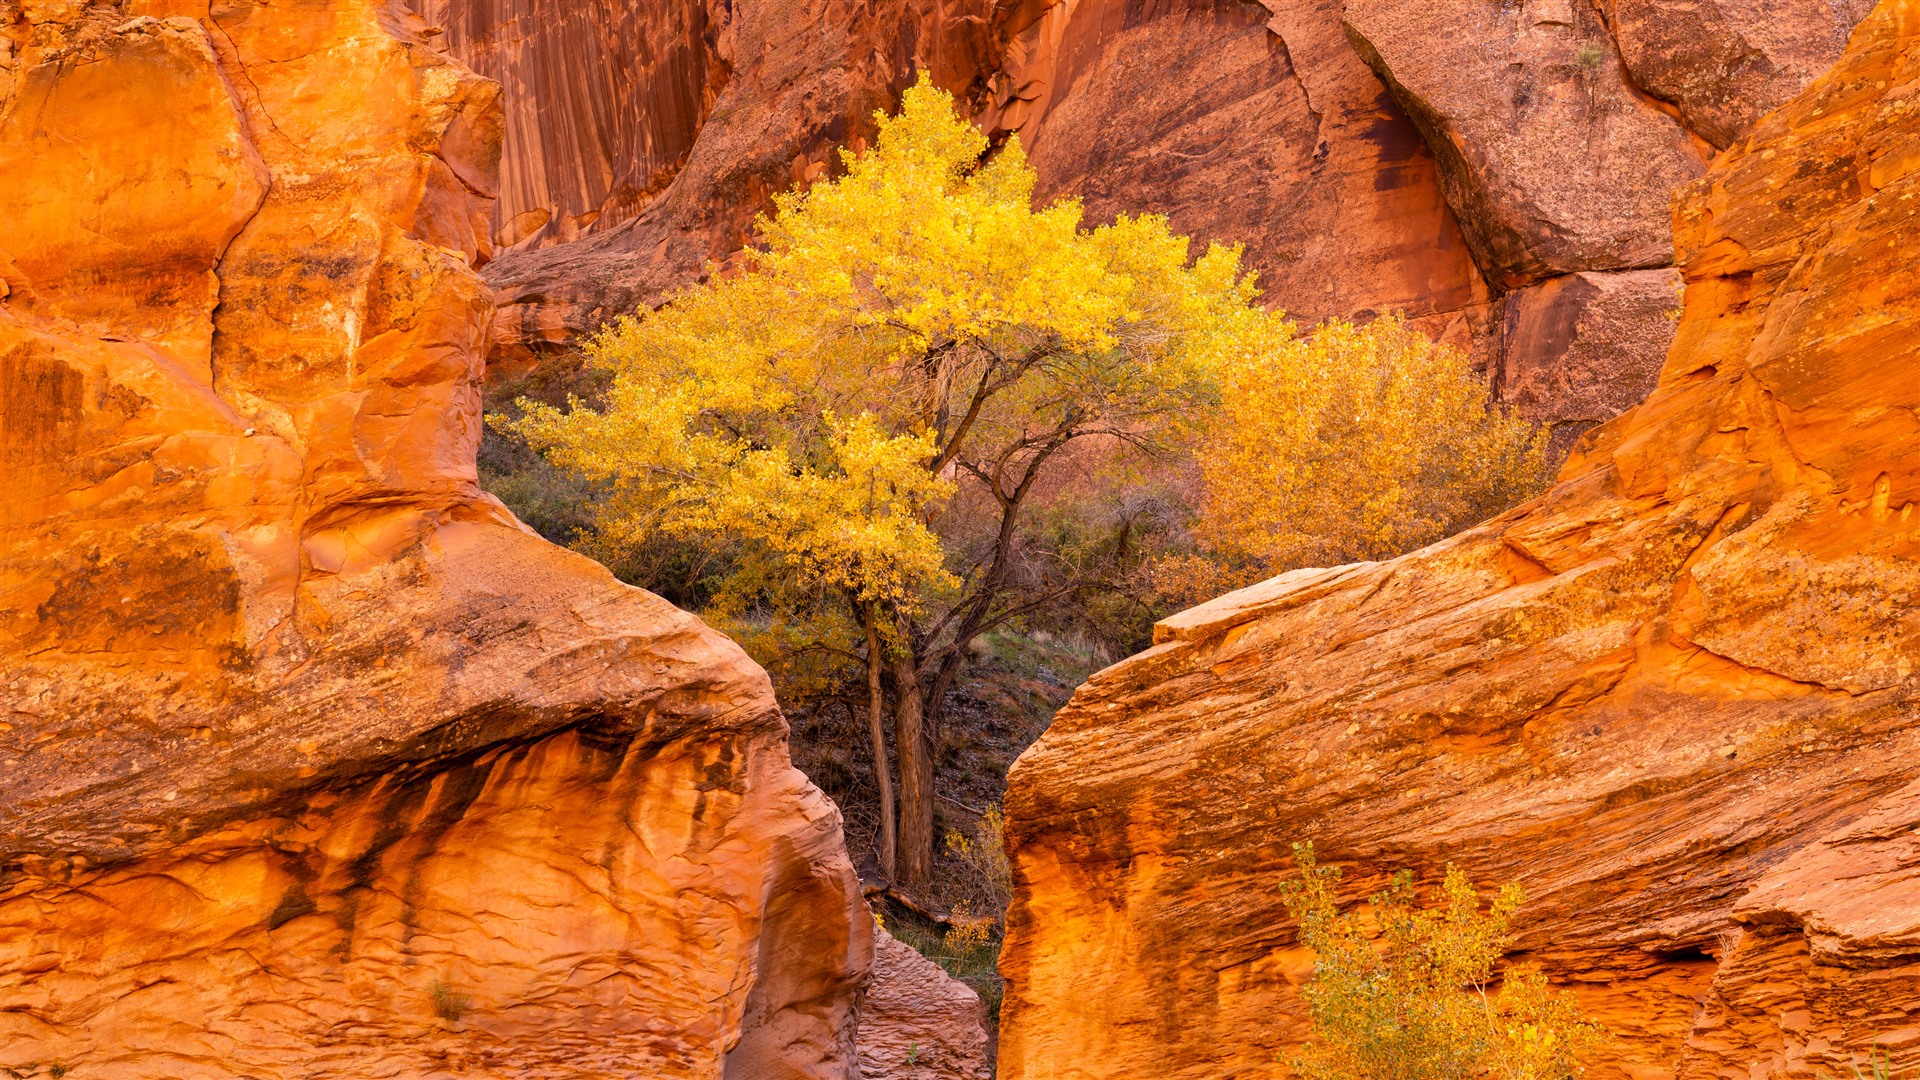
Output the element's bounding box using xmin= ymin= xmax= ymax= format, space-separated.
xmin=1000 ymin=5 xmax=1920 ymax=1079
xmin=1344 ymin=0 xmax=1708 ymax=290
xmin=0 ymin=2 xmax=866 ymax=1077
xmin=985 ymin=0 xmax=1488 ymax=339
xmin=422 ymin=0 xmax=1001 ymax=374
xmin=857 ymin=926 xmax=992 ymax=1080
xmin=1605 ymin=0 xmax=1877 ymax=150
xmin=415 ymin=0 xmax=723 ymax=254
xmin=1493 ymin=268 xmax=1685 ymax=459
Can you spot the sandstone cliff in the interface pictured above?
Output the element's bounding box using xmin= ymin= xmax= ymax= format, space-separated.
xmin=999 ymin=3 xmax=1920 ymax=1077
xmin=0 ymin=2 xmax=867 ymax=1076
xmin=429 ymin=0 xmax=1868 ymax=448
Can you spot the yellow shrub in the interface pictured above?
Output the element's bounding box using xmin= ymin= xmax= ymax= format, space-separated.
xmin=1197 ymin=317 xmax=1548 ymax=570
xmin=1279 ymin=843 xmax=1607 ymax=1080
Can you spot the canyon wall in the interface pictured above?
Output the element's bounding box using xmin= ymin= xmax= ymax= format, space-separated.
xmin=426 ymin=0 xmax=1867 ymax=447
xmin=998 ymin=2 xmax=1920 ymax=1077
xmin=0 ymin=2 xmax=867 ymax=1076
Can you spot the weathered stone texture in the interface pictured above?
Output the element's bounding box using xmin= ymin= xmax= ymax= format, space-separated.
xmin=986 ymin=0 xmax=1488 ymax=336
xmin=1494 ymin=268 xmax=1685 ymax=458
xmin=1344 ymin=0 xmax=1710 ymax=290
xmin=0 ymin=2 xmax=866 ymax=1077
xmin=1605 ymin=0 xmax=1877 ymax=149
xmin=1000 ymin=5 xmax=1920 ymax=1079
xmin=858 ymin=926 xmax=993 ymax=1080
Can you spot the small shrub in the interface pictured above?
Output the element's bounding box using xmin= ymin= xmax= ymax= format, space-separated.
xmin=427 ymin=978 xmax=472 ymax=1023
xmin=944 ymin=804 xmax=1012 ymax=927
xmin=1279 ymin=842 xmax=1607 ymax=1080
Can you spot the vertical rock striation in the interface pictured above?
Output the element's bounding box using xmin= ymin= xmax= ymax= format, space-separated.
xmin=0 ymin=2 xmax=866 ymax=1077
xmin=421 ymin=0 xmax=1002 ymax=373
xmin=1000 ymin=4 xmax=1920 ymax=1078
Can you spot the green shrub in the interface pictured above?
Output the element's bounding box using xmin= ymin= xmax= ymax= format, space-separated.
xmin=1279 ymin=842 xmax=1607 ymax=1080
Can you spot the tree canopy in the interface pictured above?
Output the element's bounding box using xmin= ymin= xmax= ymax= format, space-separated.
xmin=498 ymin=75 xmax=1546 ymax=887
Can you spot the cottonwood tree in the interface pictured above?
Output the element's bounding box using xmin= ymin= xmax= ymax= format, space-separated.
xmin=505 ymin=76 xmax=1259 ymax=886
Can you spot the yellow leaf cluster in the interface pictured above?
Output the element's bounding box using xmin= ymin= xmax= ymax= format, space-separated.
xmin=1195 ymin=317 xmax=1549 ymax=570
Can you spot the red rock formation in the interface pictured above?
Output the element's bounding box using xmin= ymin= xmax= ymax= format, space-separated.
xmin=0 ymin=2 xmax=866 ymax=1076
xmin=999 ymin=4 xmax=1920 ymax=1078
xmin=1345 ymin=0 xmax=1709 ymax=289
xmin=417 ymin=0 xmax=725 ymax=254
xmin=982 ymin=0 xmax=1487 ymax=339
xmin=1605 ymin=0 xmax=1877 ymax=150
xmin=421 ymin=0 xmax=1002 ymax=374
xmin=437 ymin=0 xmax=1871 ymax=457
xmin=858 ymin=926 xmax=992 ymax=1080
xmin=1341 ymin=0 xmax=1870 ymax=445
xmin=1493 ymin=268 xmax=1684 ymax=457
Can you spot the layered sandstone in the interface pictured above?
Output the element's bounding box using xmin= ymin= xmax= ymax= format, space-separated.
xmin=857 ymin=927 xmax=992 ymax=1080
xmin=0 ymin=2 xmax=866 ymax=1077
xmin=1000 ymin=4 xmax=1920 ymax=1078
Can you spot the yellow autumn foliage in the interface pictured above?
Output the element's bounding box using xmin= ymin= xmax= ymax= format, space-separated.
xmin=1280 ymin=843 xmax=1609 ymax=1080
xmin=1195 ymin=317 xmax=1549 ymax=571
xmin=502 ymin=74 xmax=1257 ymax=623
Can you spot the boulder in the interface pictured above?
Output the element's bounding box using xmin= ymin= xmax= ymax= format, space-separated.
xmin=1343 ymin=0 xmax=1708 ymax=290
xmin=999 ymin=5 xmax=1920 ymax=1079
xmin=857 ymin=926 xmax=992 ymax=1080
xmin=0 ymin=2 xmax=866 ymax=1077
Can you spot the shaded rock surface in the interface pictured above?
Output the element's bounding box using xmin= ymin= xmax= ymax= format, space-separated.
xmin=858 ymin=926 xmax=992 ymax=1080
xmin=1493 ymin=268 xmax=1685 ymax=460
xmin=1606 ymin=0 xmax=1878 ymax=150
xmin=983 ymin=0 xmax=1487 ymax=341
xmin=999 ymin=4 xmax=1920 ymax=1079
xmin=0 ymin=2 xmax=866 ymax=1076
xmin=418 ymin=0 xmax=1001 ymax=374
xmin=1344 ymin=0 xmax=1710 ymax=290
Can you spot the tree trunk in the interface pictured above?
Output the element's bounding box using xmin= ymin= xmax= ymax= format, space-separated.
xmin=865 ymin=609 xmax=897 ymax=883
xmin=890 ymin=645 xmax=935 ymax=888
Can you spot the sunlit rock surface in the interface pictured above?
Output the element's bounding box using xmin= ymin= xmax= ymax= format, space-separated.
xmin=999 ymin=4 xmax=1920 ymax=1078
xmin=0 ymin=2 xmax=865 ymax=1076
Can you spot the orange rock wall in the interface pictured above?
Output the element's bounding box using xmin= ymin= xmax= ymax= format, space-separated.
xmin=0 ymin=2 xmax=866 ymax=1076
xmin=998 ymin=4 xmax=1920 ymax=1078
